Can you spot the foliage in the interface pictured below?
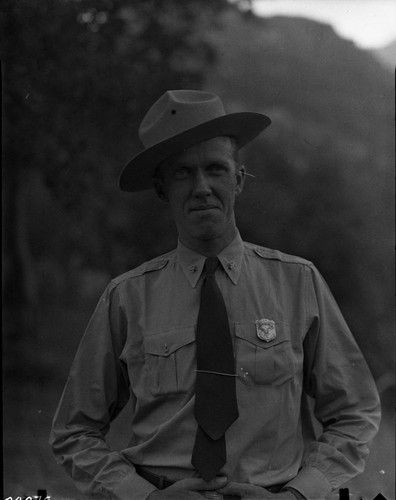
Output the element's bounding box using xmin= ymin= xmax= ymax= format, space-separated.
xmin=2 ymin=0 xmax=229 ymax=305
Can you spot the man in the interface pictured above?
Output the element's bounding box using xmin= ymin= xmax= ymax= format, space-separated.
xmin=50 ymin=90 xmax=381 ymax=500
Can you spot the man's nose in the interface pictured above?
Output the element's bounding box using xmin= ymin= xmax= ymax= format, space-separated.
xmin=192 ymin=170 xmax=211 ymax=197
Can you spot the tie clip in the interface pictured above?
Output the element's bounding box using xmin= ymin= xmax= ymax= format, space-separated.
xmin=195 ymin=369 xmax=238 ymax=377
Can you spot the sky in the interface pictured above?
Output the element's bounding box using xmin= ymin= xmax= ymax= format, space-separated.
xmin=252 ymin=0 xmax=396 ymax=49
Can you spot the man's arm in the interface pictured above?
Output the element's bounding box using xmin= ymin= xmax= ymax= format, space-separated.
xmin=282 ymin=265 xmax=381 ymax=499
xmin=49 ymin=283 xmax=157 ymax=500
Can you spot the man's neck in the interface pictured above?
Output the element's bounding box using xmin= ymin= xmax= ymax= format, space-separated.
xmin=179 ymin=231 xmax=238 ymax=257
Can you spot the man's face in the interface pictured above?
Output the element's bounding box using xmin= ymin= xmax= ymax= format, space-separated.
xmin=155 ymin=137 xmax=245 ymax=253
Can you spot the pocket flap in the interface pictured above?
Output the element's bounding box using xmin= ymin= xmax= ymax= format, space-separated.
xmin=143 ymin=327 xmax=195 ymax=357
xmin=235 ymin=321 xmax=290 ymax=349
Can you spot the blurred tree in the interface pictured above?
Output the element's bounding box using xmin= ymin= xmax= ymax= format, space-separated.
xmin=2 ymin=0 xmax=230 ymax=308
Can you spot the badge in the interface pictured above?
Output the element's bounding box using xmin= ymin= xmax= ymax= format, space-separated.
xmin=255 ymin=318 xmax=276 ymax=342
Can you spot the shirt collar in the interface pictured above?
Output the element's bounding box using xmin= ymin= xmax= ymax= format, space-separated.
xmin=177 ymin=232 xmax=244 ymax=288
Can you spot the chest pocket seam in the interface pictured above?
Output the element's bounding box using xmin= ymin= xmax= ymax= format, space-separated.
xmin=143 ymin=326 xmax=196 ymax=395
xmin=235 ymin=322 xmax=295 ymax=387
xmin=235 ymin=322 xmax=290 ymax=349
xmin=143 ymin=327 xmax=195 ymax=356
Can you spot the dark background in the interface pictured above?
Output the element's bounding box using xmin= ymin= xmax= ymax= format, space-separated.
xmin=2 ymin=1 xmax=394 ymax=498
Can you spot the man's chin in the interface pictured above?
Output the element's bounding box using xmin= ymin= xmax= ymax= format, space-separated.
xmin=187 ymin=213 xmax=221 ymax=232
xmin=182 ymin=221 xmax=221 ymax=242
xmin=189 ymin=208 xmax=220 ymax=220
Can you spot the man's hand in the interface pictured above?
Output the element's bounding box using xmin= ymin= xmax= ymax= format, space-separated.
xmin=218 ymin=481 xmax=298 ymax=499
xmin=146 ymin=476 xmax=228 ymax=499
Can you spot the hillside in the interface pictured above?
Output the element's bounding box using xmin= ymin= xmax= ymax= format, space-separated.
xmin=203 ymin=11 xmax=394 ymax=380
xmin=373 ymin=39 xmax=396 ymax=70
xmin=205 ymin=12 xmax=393 ymax=141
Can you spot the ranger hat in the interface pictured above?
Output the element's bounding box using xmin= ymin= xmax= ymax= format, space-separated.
xmin=119 ymin=89 xmax=271 ymax=192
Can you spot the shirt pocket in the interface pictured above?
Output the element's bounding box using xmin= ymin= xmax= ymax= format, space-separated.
xmin=235 ymin=322 xmax=295 ymax=387
xmin=143 ymin=327 xmax=196 ymax=395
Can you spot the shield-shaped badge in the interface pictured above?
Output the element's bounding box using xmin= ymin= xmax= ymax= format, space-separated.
xmin=255 ymin=318 xmax=276 ymax=342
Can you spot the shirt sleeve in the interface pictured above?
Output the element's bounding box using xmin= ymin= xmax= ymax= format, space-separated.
xmin=49 ymin=282 xmax=157 ymax=500
xmin=284 ymin=265 xmax=381 ymax=500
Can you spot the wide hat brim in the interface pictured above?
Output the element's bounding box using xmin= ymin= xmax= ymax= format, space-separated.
xmin=119 ymin=112 xmax=271 ymax=192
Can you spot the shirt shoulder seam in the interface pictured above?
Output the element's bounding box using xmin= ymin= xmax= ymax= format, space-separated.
xmin=243 ymin=241 xmax=314 ymax=268
xmin=110 ymin=249 xmax=176 ymax=286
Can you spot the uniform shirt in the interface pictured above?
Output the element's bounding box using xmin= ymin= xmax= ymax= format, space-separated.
xmin=50 ymin=233 xmax=381 ymax=500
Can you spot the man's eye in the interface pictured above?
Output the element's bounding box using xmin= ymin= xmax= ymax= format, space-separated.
xmin=207 ymin=164 xmax=227 ymax=175
xmin=172 ymin=167 xmax=190 ymax=179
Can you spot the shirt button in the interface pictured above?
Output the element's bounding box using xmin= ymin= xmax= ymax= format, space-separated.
xmin=163 ymin=344 xmax=169 ymax=353
xmin=228 ymin=261 xmax=236 ymax=270
xmin=189 ymin=265 xmax=197 ymax=273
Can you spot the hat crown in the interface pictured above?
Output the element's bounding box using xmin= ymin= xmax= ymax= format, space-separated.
xmin=139 ymin=90 xmax=226 ymax=148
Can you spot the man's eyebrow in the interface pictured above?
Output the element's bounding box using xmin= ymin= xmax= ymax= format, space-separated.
xmin=169 ymin=161 xmax=191 ymax=169
xmin=171 ymin=158 xmax=231 ymax=168
xmin=206 ymin=155 xmax=234 ymax=164
xmin=207 ymin=157 xmax=230 ymax=162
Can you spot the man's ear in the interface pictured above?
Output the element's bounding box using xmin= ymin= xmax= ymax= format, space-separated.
xmin=153 ymin=177 xmax=168 ymax=202
xmin=235 ymin=164 xmax=246 ymax=197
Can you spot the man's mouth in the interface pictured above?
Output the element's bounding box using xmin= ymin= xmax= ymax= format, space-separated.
xmin=190 ymin=205 xmax=218 ymax=212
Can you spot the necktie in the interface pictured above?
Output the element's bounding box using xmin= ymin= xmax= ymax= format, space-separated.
xmin=191 ymin=257 xmax=239 ymax=482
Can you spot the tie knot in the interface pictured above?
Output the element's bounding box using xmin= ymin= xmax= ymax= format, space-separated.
xmin=205 ymin=257 xmax=219 ymax=275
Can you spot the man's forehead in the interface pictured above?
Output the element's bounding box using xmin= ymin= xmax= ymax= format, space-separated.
xmin=164 ymin=136 xmax=235 ymax=166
